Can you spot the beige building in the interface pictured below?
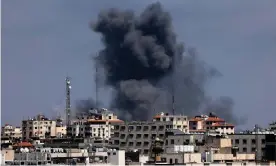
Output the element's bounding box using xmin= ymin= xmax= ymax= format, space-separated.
xmin=189 ymin=113 xmax=235 ymax=134
xmin=1 ymin=124 xmax=22 ymax=139
xmin=67 ymin=108 xmax=123 ymax=139
xmin=1 ymin=149 xmax=15 ymax=164
xmin=55 ymin=126 xmax=66 ymax=138
xmin=22 ymin=114 xmax=57 ymax=140
xmin=111 ymin=112 xmax=189 ymax=155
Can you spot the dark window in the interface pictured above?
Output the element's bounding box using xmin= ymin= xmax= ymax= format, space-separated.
xmin=171 ymin=139 xmax=174 ymax=144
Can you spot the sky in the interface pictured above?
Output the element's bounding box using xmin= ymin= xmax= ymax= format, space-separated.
xmin=2 ymin=0 xmax=276 ymax=129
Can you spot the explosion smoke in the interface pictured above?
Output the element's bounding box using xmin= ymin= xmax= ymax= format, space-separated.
xmin=91 ymin=2 xmax=244 ymax=124
xmin=75 ymin=98 xmax=102 ymax=116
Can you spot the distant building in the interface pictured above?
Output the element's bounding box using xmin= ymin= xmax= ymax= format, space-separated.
xmin=22 ymin=114 xmax=57 ymax=140
xmin=110 ymin=112 xmax=189 ymax=155
xmin=189 ymin=113 xmax=235 ymax=134
xmin=67 ymin=108 xmax=123 ymax=139
xmin=1 ymin=124 xmax=22 ymax=139
xmin=269 ymin=122 xmax=276 ymax=131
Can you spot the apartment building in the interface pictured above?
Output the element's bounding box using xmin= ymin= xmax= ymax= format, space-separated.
xmin=110 ymin=112 xmax=189 ymax=155
xmin=228 ymin=131 xmax=272 ymax=161
xmin=1 ymin=124 xmax=22 ymax=139
xmin=22 ymin=114 xmax=57 ymax=140
xmin=189 ymin=113 xmax=235 ymax=134
xmin=67 ymin=108 xmax=123 ymax=139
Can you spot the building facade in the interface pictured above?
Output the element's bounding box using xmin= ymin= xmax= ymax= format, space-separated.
xmin=110 ymin=112 xmax=189 ymax=155
xmin=1 ymin=124 xmax=22 ymax=139
xmin=189 ymin=113 xmax=235 ymax=134
xmin=22 ymin=115 xmax=57 ymax=140
xmin=67 ymin=108 xmax=123 ymax=139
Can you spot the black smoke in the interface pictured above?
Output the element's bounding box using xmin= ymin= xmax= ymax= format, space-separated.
xmin=91 ymin=2 xmax=245 ymax=124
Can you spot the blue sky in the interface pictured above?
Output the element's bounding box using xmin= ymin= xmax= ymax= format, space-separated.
xmin=2 ymin=0 xmax=276 ymax=129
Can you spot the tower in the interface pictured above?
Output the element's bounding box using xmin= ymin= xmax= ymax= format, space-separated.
xmin=65 ymin=77 xmax=71 ymax=130
xmin=95 ymin=60 xmax=98 ymax=108
xmin=171 ymin=55 xmax=176 ymax=115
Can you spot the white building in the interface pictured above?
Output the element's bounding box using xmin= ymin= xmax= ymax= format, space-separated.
xmin=67 ymin=108 xmax=123 ymax=139
xmin=22 ymin=114 xmax=57 ymax=140
xmin=110 ymin=112 xmax=189 ymax=155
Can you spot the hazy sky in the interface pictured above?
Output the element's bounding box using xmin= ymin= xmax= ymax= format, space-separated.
xmin=2 ymin=0 xmax=276 ymax=129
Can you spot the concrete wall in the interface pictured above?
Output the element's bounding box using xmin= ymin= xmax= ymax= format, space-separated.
xmin=160 ymin=153 xmax=201 ymax=164
xmin=1 ymin=149 xmax=14 ymax=161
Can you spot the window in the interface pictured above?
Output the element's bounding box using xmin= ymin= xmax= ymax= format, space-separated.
xmin=261 ymin=139 xmax=265 ymax=144
xmin=235 ymin=139 xmax=239 ymax=144
xmin=242 ymin=139 xmax=247 ymax=144
xmin=170 ymin=139 xmax=174 ymax=144
xmin=251 ymin=139 xmax=256 ymax=144
xmin=251 ymin=148 xmax=256 ymax=152
xmin=243 ymin=148 xmax=247 ymax=152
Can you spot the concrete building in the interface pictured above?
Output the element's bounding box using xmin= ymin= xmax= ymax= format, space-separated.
xmin=189 ymin=113 xmax=235 ymax=134
xmin=228 ymin=131 xmax=271 ymax=161
xmin=22 ymin=114 xmax=57 ymax=140
xmin=110 ymin=112 xmax=189 ymax=155
xmin=67 ymin=108 xmax=123 ymax=139
xmin=1 ymin=124 xmax=22 ymax=139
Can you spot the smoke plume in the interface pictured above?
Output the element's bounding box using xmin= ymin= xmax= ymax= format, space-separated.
xmin=91 ymin=2 xmax=244 ymax=124
xmin=75 ymin=98 xmax=102 ymax=116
